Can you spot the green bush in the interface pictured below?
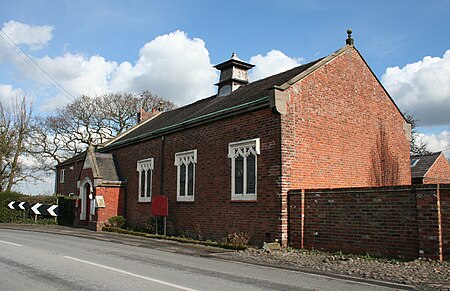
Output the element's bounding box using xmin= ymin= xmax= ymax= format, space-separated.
xmin=108 ymin=215 xmax=126 ymax=228
xmin=0 ymin=191 xmax=59 ymax=224
xmin=0 ymin=191 xmax=26 ymax=223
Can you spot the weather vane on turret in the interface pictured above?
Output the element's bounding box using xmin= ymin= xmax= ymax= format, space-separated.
xmin=346 ymin=29 xmax=354 ymax=46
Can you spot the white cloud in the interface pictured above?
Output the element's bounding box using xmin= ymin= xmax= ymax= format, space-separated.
xmin=35 ymin=53 xmax=118 ymax=111
xmin=20 ymin=30 xmax=217 ymax=110
xmin=3 ymin=24 xmax=304 ymax=112
xmin=2 ymin=20 xmax=54 ymax=51
xmin=249 ymin=49 xmax=302 ymax=81
xmin=0 ymin=83 xmax=23 ymax=108
xmin=111 ymin=30 xmax=217 ymax=105
xmin=382 ymin=50 xmax=450 ymax=126
xmin=419 ymin=131 xmax=450 ymax=158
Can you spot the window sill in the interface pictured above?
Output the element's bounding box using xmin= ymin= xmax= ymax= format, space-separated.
xmin=177 ymin=196 xmax=195 ymax=202
xmin=231 ymin=194 xmax=257 ymax=202
xmin=138 ymin=198 xmax=152 ymax=203
xmin=230 ymin=199 xmax=257 ymax=203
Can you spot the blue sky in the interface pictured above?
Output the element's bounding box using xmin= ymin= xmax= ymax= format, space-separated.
xmin=1 ymin=0 xmax=450 ymax=194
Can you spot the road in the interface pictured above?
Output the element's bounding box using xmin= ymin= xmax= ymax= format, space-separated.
xmin=0 ymin=228 xmax=404 ymax=291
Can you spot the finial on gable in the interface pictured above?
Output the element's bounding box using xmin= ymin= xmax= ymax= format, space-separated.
xmin=346 ymin=28 xmax=354 ymax=46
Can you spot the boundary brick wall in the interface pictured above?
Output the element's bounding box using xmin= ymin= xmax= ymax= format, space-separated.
xmin=288 ymin=184 xmax=450 ymax=260
xmin=440 ymin=187 xmax=450 ymax=259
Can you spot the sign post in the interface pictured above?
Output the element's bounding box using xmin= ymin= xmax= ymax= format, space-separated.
xmin=151 ymin=195 xmax=168 ymax=236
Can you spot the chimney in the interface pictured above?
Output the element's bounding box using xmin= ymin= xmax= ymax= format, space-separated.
xmin=137 ymin=108 xmax=154 ymax=123
xmin=214 ymin=53 xmax=254 ymax=97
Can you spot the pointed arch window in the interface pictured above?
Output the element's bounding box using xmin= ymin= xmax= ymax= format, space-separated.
xmin=175 ymin=150 xmax=197 ymax=202
xmin=137 ymin=158 xmax=153 ymax=202
xmin=228 ymin=138 xmax=260 ymax=201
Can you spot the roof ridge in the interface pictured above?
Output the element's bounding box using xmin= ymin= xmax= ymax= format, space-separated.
xmin=106 ymin=46 xmax=345 ymax=148
xmin=411 ymin=151 xmax=442 ymax=158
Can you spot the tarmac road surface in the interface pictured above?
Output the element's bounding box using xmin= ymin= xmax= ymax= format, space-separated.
xmin=0 ymin=227 xmax=406 ymax=290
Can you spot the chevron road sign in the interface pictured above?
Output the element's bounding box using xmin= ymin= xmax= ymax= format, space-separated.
xmin=31 ymin=203 xmax=42 ymax=215
xmin=30 ymin=203 xmax=60 ymax=217
xmin=7 ymin=201 xmax=30 ymax=211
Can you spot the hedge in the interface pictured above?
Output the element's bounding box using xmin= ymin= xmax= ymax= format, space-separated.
xmin=0 ymin=191 xmax=58 ymax=224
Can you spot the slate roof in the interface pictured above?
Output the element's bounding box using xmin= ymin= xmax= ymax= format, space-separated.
xmin=106 ymin=57 xmax=323 ymax=148
xmin=410 ymin=152 xmax=441 ymax=179
xmin=93 ymin=153 xmax=120 ymax=181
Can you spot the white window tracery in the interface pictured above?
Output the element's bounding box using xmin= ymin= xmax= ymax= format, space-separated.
xmin=175 ymin=150 xmax=197 ymax=202
xmin=228 ymin=138 xmax=260 ymax=201
xmin=137 ymin=158 xmax=153 ymax=202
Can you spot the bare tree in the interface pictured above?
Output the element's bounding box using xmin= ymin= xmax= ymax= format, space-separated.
xmin=404 ymin=112 xmax=430 ymax=156
xmin=0 ymin=95 xmax=33 ymax=191
xmin=29 ymin=91 xmax=175 ymax=172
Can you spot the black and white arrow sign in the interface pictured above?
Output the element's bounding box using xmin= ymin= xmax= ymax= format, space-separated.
xmin=47 ymin=205 xmax=58 ymax=217
xmin=31 ymin=203 xmax=42 ymax=215
xmin=18 ymin=202 xmax=30 ymax=210
xmin=8 ymin=201 xmax=60 ymax=217
xmin=7 ymin=201 xmax=30 ymax=211
xmin=31 ymin=203 xmax=60 ymax=217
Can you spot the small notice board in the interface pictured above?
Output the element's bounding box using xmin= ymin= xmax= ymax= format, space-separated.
xmin=151 ymin=195 xmax=168 ymax=216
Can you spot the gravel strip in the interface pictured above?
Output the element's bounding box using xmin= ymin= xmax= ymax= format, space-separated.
xmin=222 ymin=248 xmax=450 ymax=290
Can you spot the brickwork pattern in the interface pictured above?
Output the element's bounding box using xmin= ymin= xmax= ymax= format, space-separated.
xmin=56 ymin=160 xmax=84 ymax=196
xmin=289 ymin=184 xmax=450 ymax=260
xmin=95 ymin=186 xmax=125 ymax=229
xmin=423 ymin=154 xmax=450 ymax=184
xmin=281 ymin=47 xmax=411 ymax=191
xmin=109 ymin=108 xmax=283 ymax=244
xmin=280 ymin=47 xmax=411 ymax=246
xmin=441 ymin=188 xmax=450 ymax=259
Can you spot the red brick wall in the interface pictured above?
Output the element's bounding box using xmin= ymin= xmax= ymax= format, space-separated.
xmin=440 ymin=187 xmax=450 ymax=259
xmin=289 ymin=184 xmax=450 ymax=260
xmin=109 ymin=108 xmax=282 ymax=244
xmin=289 ymin=186 xmax=418 ymax=258
xmin=423 ymin=154 xmax=450 ymax=184
xmin=281 ymin=47 xmax=410 ymax=190
xmin=56 ymin=160 xmax=84 ymax=196
xmin=96 ymin=186 xmax=125 ymax=229
xmin=279 ymin=47 xmax=411 ymax=246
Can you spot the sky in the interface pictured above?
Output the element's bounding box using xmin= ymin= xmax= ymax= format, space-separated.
xmin=1 ymin=0 xmax=450 ymax=194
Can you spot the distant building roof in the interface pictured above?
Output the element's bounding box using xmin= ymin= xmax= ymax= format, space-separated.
xmin=58 ymin=151 xmax=87 ymax=167
xmin=410 ymin=152 xmax=442 ymax=179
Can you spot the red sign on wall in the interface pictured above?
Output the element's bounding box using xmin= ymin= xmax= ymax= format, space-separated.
xmin=151 ymin=195 xmax=168 ymax=216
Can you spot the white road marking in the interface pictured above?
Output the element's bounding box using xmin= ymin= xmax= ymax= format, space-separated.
xmin=0 ymin=240 xmax=23 ymax=247
xmin=63 ymin=256 xmax=197 ymax=291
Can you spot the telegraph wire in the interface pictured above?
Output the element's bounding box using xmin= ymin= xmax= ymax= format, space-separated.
xmin=0 ymin=29 xmax=76 ymax=100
